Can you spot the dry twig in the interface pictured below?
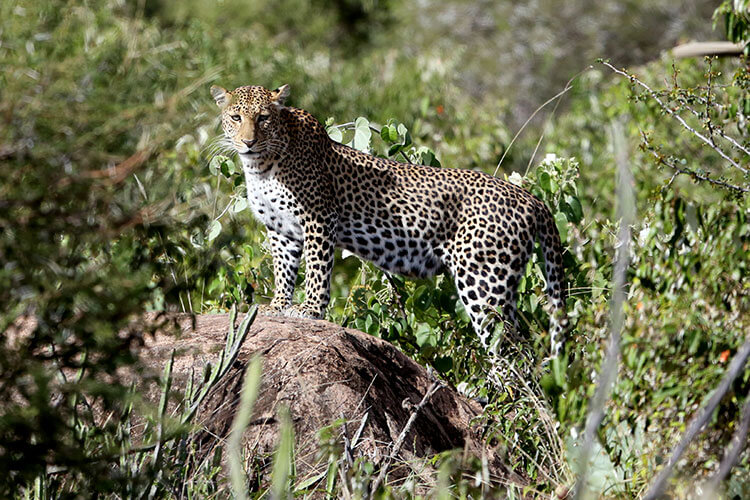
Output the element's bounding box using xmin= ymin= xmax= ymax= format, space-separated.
xmin=702 ymin=394 xmax=750 ymax=497
xmin=493 ymin=66 xmax=593 ymax=176
xmin=368 ymin=380 xmax=443 ymax=497
xmin=643 ymin=336 xmax=750 ymax=500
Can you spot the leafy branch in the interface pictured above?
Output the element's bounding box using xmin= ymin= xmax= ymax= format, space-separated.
xmin=601 ymin=60 xmax=749 ymax=178
xmin=641 ymin=132 xmax=749 ymax=194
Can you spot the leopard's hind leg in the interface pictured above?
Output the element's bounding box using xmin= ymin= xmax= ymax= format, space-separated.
xmin=445 ymin=226 xmax=533 ymax=354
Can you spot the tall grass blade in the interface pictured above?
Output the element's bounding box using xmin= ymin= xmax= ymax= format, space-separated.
xmin=573 ymin=119 xmax=634 ymax=499
xmin=270 ymin=408 xmax=296 ymax=500
xmin=228 ymin=355 xmax=263 ymax=500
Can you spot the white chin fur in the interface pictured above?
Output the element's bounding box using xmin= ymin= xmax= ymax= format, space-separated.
xmin=239 ymin=153 xmax=267 ymax=175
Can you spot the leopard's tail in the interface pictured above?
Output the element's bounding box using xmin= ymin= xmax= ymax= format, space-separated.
xmin=537 ymin=203 xmax=569 ymax=357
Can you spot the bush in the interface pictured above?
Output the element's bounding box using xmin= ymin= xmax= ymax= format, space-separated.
xmin=2 ymin=0 xmax=750 ymax=497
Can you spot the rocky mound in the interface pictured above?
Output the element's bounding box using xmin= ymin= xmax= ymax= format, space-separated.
xmin=141 ymin=313 xmax=524 ymax=492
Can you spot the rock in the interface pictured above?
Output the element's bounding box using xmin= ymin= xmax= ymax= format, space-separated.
xmin=142 ymin=313 xmax=524 ymax=491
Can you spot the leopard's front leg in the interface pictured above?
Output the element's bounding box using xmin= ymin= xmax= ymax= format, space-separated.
xmin=259 ymin=230 xmax=303 ymax=316
xmin=287 ymin=210 xmax=337 ymax=319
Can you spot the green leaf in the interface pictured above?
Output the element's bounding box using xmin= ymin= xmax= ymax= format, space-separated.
xmin=388 ymin=124 xmax=398 ymax=143
xmin=388 ymin=143 xmax=402 ymax=157
xmin=207 ymin=220 xmax=222 ymax=242
xmin=420 ymin=150 xmax=435 ymax=166
xmin=539 ymin=171 xmax=552 ymax=193
xmin=381 ymin=125 xmax=391 ymax=143
xmin=552 ymin=356 xmax=565 ymax=388
xmin=380 ymin=126 xmax=390 ymax=142
xmin=209 ymin=155 xmax=224 ymax=176
xmin=564 ymin=194 xmax=583 ymax=223
xmin=327 ymin=126 xmax=342 ymax=143
xmin=554 ymin=211 xmax=568 ymax=241
xmin=295 ymin=470 xmax=326 ymax=491
xmin=325 ymin=459 xmax=338 ymax=495
xmin=352 ymin=116 xmax=372 ymax=151
xmin=384 ymin=323 xmax=398 ymax=341
xmin=528 ymin=291 xmax=539 ymax=313
xmin=413 ymin=285 xmax=432 ymax=311
xmin=456 ymin=300 xmax=471 ymax=324
xmin=232 ymin=198 xmax=248 ymax=213
xmin=415 ymin=323 xmax=437 ymax=348
xmin=540 ymin=373 xmax=556 ymax=393
xmin=365 ymin=313 xmax=380 ymax=335
xmin=220 ymin=157 xmax=236 ymax=177
xmin=270 ymin=409 xmax=295 ymax=499
xmin=228 ymin=355 xmax=263 ymax=498
xmin=433 ymin=356 xmax=452 ymax=373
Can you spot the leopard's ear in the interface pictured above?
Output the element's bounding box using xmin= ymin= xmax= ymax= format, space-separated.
xmin=270 ymin=84 xmax=290 ymax=105
xmin=210 ymin=85 xmax=230 ymax=108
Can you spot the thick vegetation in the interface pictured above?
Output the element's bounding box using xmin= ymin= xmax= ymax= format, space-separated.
xmin=1 ymin=0 xmax=748 ymax=498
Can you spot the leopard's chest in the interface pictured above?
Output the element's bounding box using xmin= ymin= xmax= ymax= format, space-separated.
xmin=243 ymin=166 xmax=303 ymax=242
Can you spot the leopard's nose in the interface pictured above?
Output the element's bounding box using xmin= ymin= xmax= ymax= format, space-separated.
xmin=242 ymin=139 xmax=257 ymax=148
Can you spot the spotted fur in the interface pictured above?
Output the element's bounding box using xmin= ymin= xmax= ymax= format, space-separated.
xmin=210 ymin=84 xmax=569 ymax=356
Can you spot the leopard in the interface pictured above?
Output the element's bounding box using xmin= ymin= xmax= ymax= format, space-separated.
xmin=210 ymin=83 xmax=569 ymax=356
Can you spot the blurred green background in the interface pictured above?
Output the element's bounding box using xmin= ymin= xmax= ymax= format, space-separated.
xmin=2 ymin=0 xmax=749 ymax=497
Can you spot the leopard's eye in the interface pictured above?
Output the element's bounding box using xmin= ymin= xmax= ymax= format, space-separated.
xmin=257 ymin=114 xmax=270 ymax=123
xmin=230 ymin=115 xmax=241 ymax=122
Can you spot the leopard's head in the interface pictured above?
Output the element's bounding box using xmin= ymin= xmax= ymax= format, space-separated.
xmin=210 ymin=84 xmax=290 ymax=159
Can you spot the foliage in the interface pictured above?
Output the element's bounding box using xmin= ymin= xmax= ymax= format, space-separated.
xmin=539 ymin=50 xmax=750 ymax=499
xmin=715 ymin=0 xmax=750 ymax=52
xmin=143 ymin=0 xmax=398 ymax=49
xmin=0 ymin=2 xmax=205 ymax=492
xmin=2 ymin=0 xmax=750 ymax=498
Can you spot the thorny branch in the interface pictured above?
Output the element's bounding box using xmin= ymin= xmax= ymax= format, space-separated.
xmin=667 ymin=86 xmax=750 ymax=159
xmin=695 ymin=58 xmax=750 ymax=159
xmin=602 ymin=61 xmax=748 ymax=176
xmin=641 ymin=133 xmax=750 ymax=194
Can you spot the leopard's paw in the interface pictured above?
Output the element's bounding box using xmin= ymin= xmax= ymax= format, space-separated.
xmin=284 ymin=304 xmax=323 ymax=319
xmin=257 ymin=303 xmax=286 ymax=317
